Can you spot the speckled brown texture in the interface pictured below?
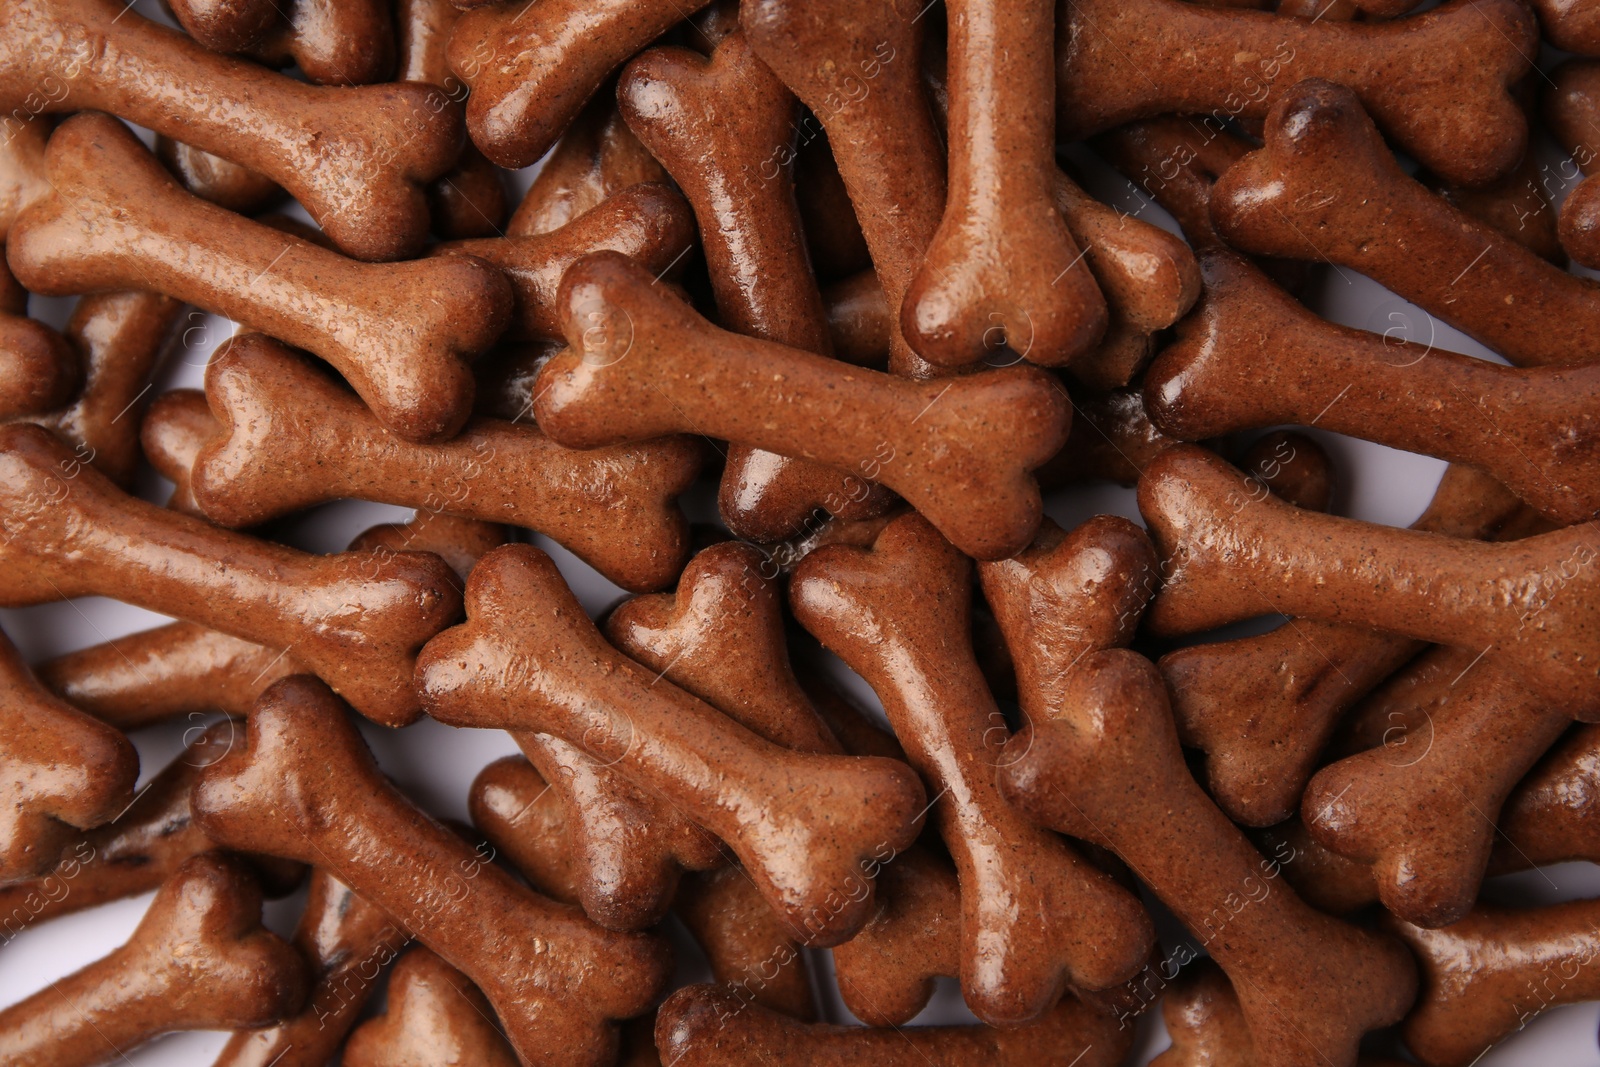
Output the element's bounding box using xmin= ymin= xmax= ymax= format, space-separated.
xmin=343 ymin=947 xmax=518 ymax=1067
xmin=1213 ymin=79 xmax=1597 ymax=367
xmin=828 ymin=844 xmax=961 ymax=1026
xmin=744 ymin=0 xmax=946 ymax=377
xmin=1151 ymin=959 xmax=1413 ymax=1067
xmin=791 ymin=513 xmax=1155 ymax=1021
xmin=0 ymin=627 xmax=137 ymax=885
xmin=154 ymin=136 xmax=282 ymax=214
xmin=10 ymin=114 xmax=511 ymax=442
xmin=1544 ymin=60 xmax=1600 ymax=267
xmin=1146 ymin=249 xmax=1600 ymax=525
xmin=470 ymin=755 xmax=587 ymax=907
xmin=655 ymin=983 xmax=1132 ymax=1066
xmin=0 ymin=254 xmax=78 ymax=421
xmin=194 ymin=675 xmax=669 ymax=1067
xmin=1491 ymin=723 xmax=1600 ymax=873
xmin=439 ymin=182 xmax=695 ymax=342
xmin=1057 ymin=0 xmax=1533 ymax=187
xmin=164 ymin=0 xmax=278 ymax=54
xmin=1388 ymin=898 xmax=1600 ymax=1066
xmin=213 ymin=868 xmax=407 ymax=1067
xmin=620 ymin=34 xmax=897 ymax=542
xmin=2 ymin=0 xmax=463 ymax=260
xmin=1533 ymin=0 xmax=1600 ymax=53
xmin=37 ymin=513 xmax=502 ymax=727
xmin=1156 ymin=463 xmax=1524 ymax=827
xmin=822 ymin=271 xmax=890 ymax=366
xmin=0 ymin=422 xmax=461 ymax=727
xmin=0 ymin=723 xmax=300 ymax=927
xmin=1140 ymin=444 xmax=1600 ymax=719
xmin=242 ymin=0 xmax=396 ymax=87
xmin=448 ymin=0 xmax=711 ymax=169
xmin=1038 ymin=385 xmax=1176 ymax=489
xmin=675 ymin=865 xmax=820 ymax=1022
xmin=0 ymin=853 xmax=307 ymax=1066
xmin=905 ymin=0 xmax=1104 ymax=369
xmin=1250 ymin=818 xmax=1380 ymax=916
xmin=508 ymin=92 xmax=668 ymax=238
xmin=606 ymin=541 xmax=842 ymax=754
xmin=183 ymin=334 xmax=699 ymax=591
xmin=1000 ymin=650 xmax=1416 ymax=1067
xmin=1305 ymin=647 xmax=1569 ymax=927
xmin=420 ymin=543 xmax=927 ymax=946
xmin=1236 ymin=430 xmax=1335 ymax=513
xmin=537 ymin=252 xmax=1069 ymax=560
xmin=0 ymin=116 xmax=50 ymax=242
xmin=396 ymin=0 xmax=506 ymax=240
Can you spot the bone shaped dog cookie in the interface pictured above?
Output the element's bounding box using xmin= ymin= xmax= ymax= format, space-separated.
xmin=1492 ymin=723 xmax=1600 ymax=873
xmin=344 ymin=947 xmax=519 ymax=1067
xmin=0 ymin=627 xmax=137 ymax=885
xmin=1302 ymin=647 xmax=1571 ymax=927
xmin=0 ymin=723 xmax=301 ymax=932
xmin=618 ymin=33 xmax=897 ymax=542
xmin=1139 ymin=445 xmax=1600 ymax=719
xmin=1056 ymin=0 xmax=1534 ymax=187
xmin=2 ymin=0 xmax=464 ymax=260
xmin=1144 ymin=249 xmax=1600 ymax=525
xmin=419 ymin=542 xmax=928 ymax=946
xmin=213 ymin=867 xmax=408 ymax=1067
xmin=1157 ymin=462 xmax=1526 ymax=826
xmin=1000 ymin=650 xmax=1417 ymax=1067
xmin=0 ymin=853 xmax=308 ymax=1067
xmin=10 ymin=112 xmax=512 ymax=442
xmin=1212 ymin=78 xmax=1600 ymax=367
xmin=744 ymin=0 xmax=948 ymax=377
xmin=1387 ymin=897 xmax=1600 ymax=1066
xmin=185 ymin=334 xmax=700 ymax=592
xmin=791 ymin=513 xmax=1156 ymax=1022
xmin=194 ymin=675 xmax=671 ymax=1067
xmin=536 ymin=252 xmax=1069 ymax=560
xmin=448 ymin=0 xmax=712 ymax=169
xmin=438 ymin=182 xmax=697 ymax=342
xmin=396 ymin=0 xmax=506 ymax=240
xmin=0 ymin=422 xmax=461 ymax=726
xmin=903 ymin=0 xmax=1106 ymax=370
xmin=655 ymin=983 xmax=1132 ymax=1066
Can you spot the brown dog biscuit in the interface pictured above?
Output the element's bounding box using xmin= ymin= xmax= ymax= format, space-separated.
xmin=242 ymin=0 xmax=397 ymax=87
xmin=1057 ymin=0 xmax=1534 ymax=187
xmin=1144 ymin=249 xmax=1600 ymax=526
xmin=4 ymin=0 xmax=464 ymax=260
xmin=619 ymin=33 xmax=897 ymax=542
xmin=11 ymin=290 xmax=182 ymax=489
xmin=1533 ymin=0 xmax=1600 ymax=54
xmin=0 ymin=114 xmax=50 ymax=241
xmin=655 ymin=983 xmax=1132 ymax=1066
xmin=0 ymin=422 xmax=461 ymax=726
xmin=10 ymin=113 xmax=512 ymax=442
xmin=1000 ymin=650 xmax=1417 ymax=1067
xmin=1139 ymin=444 xmax=1600 ymax=719
xmin=793 ymin=132 xmax=873 ymax=282
xmin=1492 ymin=722 xmax=1600 ymax=873
xmin=508 ymin=92 xmax=668 ymax=238
xmin=1386 ymin=897 xmax=1600 ymax=1066
xmin=744 ymin=0 xmax=947 ymax=377
xmin=448 ymin=0 xmax=711 ymax=169
xmin=154 ymin=135 xmax=283 ymax=214
xmin=396 ymin=0 xmax=507 ymax=240
xmin=904 ymin=0 xmax=1106 ymax=370
xmin=182 ymin=334 xmax=700 ymax=591
xmin=1156 ymin=462 xmax=1525 ymax=827
xmin=791 ymin=513 xmax=1155 ymax=1021
xmin=0 ymin=626 xmax=138 ymax=885
xmin=1303 ymin=647 xmax=1570 ymax=927
xmin=0 ymin=852 xmax=307 ymax=1066
xmin=0 ymin=253 xmax=79 ymax=421
xmin=439 ymin=182 xmax=697 ymax=343
xmin=194 ymin=674 xmax=671 ymax=1067
xmin=1235 ymin=429 xmax=1335 ymax=514
xmin=164 ymin=0 xmax=281 ymax=54
xmin=537 ymin=251 xmax=1069 ymax=560
xmin=0 ymin=722 xmax=301 ymax=935
xmin=214 ymin=868 xmax=408 ymax=1067
xmin=1036 ymin=385 xmax=1177 ymax=490
xmin=418 ymin=542 xmax=928 ymax=947
xmin=822 ymin=271 xmax=890 ymax=367
xmin=1213 ymin=78 xmax=1599 ymax=366
xmin=1544 ymin=59 xmax=1600 ymax=268
xmin=674 ymin=864 xmax=819 ymax=1022
xmin=343 ymin=947 xmax=519 ymax=1067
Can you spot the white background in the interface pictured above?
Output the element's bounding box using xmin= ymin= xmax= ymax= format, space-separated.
xmin=2 ymin=1 xmax=1599 ymax=1063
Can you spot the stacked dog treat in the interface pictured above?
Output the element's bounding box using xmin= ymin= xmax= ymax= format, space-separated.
xmin=2 ymin=0 xmax=1599 ymax=1064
